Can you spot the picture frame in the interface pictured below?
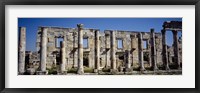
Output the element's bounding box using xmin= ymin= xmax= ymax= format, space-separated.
xmin=0 ymin=0 xmax=199 ymax=93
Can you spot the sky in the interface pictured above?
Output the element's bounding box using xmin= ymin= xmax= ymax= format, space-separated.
xmin=18 ymin=18 xmax=182 ymax=51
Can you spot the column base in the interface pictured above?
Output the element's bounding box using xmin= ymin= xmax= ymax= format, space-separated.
xmin=153 ymin=68 xmax=159 ymax=71
xmin=165 ymin=65 xmax=170 ymax=71
xmin=177 ymin=67 xmax=182 ymax=70
xmin=57 ymin=71 xmax=68 ymax=75
xmin=26 ymin=68 xmax=36 ymax=75
xmin=105 ymin=66 xmax=110 ymax=69
xmin=18 ymin=72 xmax=25 ymax=75
xmin=77 ymin=69 xmax=84 ymax=75
xmin=140 ymin=67 xmax=146 ymax=71
xmin=36 ymin=70 xmax=48 ymax=75
xmin=94 ymin=69 xmax=100 ymax=73
xmin=125 ymin=68 xmax=133 ymax=72
xmin=153 ymin=66 xmax=159 ymax=71
xmin=94 ymin=69 xmax=103 ymax=74
xmin=110 ymin=69 xmax=118 ymax=74
xmin=117 ymin=66 xmax=123 ymax=72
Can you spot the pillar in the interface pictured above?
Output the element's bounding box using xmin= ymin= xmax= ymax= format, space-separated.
xmin=110 ymin=31 xmax=117 ymax=73
xmin=77 ymin=24 xmax=84 ymax=74
xmin=131 ymin=35 xmax=136 ymax=67
xmin=18 ymin=27 xmax=26 ymax=75
xmin=125 ymin=50 xmax=132 ymax=72
xmin=138 ymin=32 xmax=145 ymax=71
xmin=73 ymin=32 xmax=78 ymax=68
xmin=147 ymin=39 xmax=152 ymax=67
xmin=105 ymin=34 xmax=110 ymax=68
xmin=37 ymin=27 xmax=48 ymax=75
xmin=161 ymin=30 xmax=170 ymax=70
xmin=150 ymin=29 xmax=158 ymax=70
xmin=64 ymin=32 xmax=68 ymax=69
xmin=53 ymin=58 xmax=57 ymax=67
xmin=172 ymin=30 xmax=181 ymax=69
xmin=94 ymin=30 xmax=100 ymax=73
xmin=60 ymin=41 xmax=67 ymax=74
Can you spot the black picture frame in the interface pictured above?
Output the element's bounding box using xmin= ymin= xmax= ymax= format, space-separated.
xmin=0 ymin=0 xmax=199 ymax=93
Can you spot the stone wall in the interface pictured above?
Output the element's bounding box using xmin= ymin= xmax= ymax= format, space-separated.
xmin=35 ymin=26 xmax=166 ymax=70
xmin=18 ymin=22 xmax=182 ymax=75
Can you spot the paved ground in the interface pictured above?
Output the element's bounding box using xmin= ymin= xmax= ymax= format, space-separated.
xmin=64 ymin=69 xmax=182 ymax=75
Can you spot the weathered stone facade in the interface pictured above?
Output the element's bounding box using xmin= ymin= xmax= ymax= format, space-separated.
xmin=19 ymin=21 xmax=182 ymax=75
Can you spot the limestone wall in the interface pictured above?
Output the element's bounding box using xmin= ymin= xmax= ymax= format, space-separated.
xmin=36 ymin=26 xmax=164 ymax=70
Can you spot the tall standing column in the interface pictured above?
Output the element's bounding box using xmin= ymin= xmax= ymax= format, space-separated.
xmin=73 ymin=32 xmax=78 ymax=68
xmin=172 ymin=30 xmax=181 ymax=69
xmin=77 ymin=24 xmax=84 ymax=74
xmin=125 ymin=50 xmax=132 ymax=72
xmin=37 ymin=27 xmax=48 ymax=75
xmin=64 ymin=32 xmax=68 ymax=69
xmin=150 ymin=29 xmax=158 ymax=70
xmin=147 ymin=39 xmax=152 ymax=67
xmin=18 ymin=27 xmax=26 ymax=75
xmin=105 ymin=34 xmax=110 ymax=68
xmin=94 ymin=30 xmax=100 ymax=73
xmin=131 ymin=35 xmax=136 ymax=67
xmin=111 ymin=31 xmax=117 ymax=73
xmin=138 ymin=32 xmax=145 ymax=71
xmin=60 ymin=41 xmax=67 ymax=74
xmin=161 ymin=30 xmax=170 ymax=70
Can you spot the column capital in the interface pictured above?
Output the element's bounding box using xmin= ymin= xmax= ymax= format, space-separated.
xmin=60 ymin=41 xmax=65 ymax=48
xmin=95 ymin=30 xmax=100 ymax=32
xmin=77 ymin=24 xmax=84 ymax=28
xmin=20 ymin=27 xmax=26 ymax=30
xmin=111 ymin=30 xmax=115 ymax=34
xmin=150 ymin=28 xmax=155 ymax=33
xmin=95 ymin=30 xmax=100 ymax=34
xmin=172 ymin=30 xmax=178 ymax=33
xmin=161 ymin=29 xmax=166 ymax=33
xmin=130 ymin=34 xmax=136 ymax=38
xmin=138 ymin=32 xmax=143 ymax=40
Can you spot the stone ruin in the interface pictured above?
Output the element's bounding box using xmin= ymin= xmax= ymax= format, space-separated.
xmin=18 ymin=21 xmax=182 ymax=75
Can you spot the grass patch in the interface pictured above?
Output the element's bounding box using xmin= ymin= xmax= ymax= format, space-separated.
xmin=84 ymin=67 xmax=93 ymax=73
xmin=47 ymin=66 xmax=57 ymax=75
xmin=67 ymin=68 xmax=78 ymax=73
xmin=67 ymin=67 xmax=94 ymax=73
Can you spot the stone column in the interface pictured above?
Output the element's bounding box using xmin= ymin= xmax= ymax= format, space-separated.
xmin=72 ymin=33 xmax=77 ymax=68
xmin=125 ymin=50 xmax=132 ymax=72
xmin=64 ymin=32 xmax=68 ymax=69
xmin=161 ymin=30 xmax=170 ymax=70
xmin=150 ymin=29 xmax=158 ymax=70
xmin=37 ymin=27 xmax=48 ymax=75
xmin=147 ymin=39 xmax=152 ymax=67
xmin=94 ymin=30 xmax=100 ymax=73
xmin=172 ymin=30 xmax=181 ymax=69
xmin=105 ymin=34 xmax=110 ymax=68
xmin=77 ymin=24 xmax=84 ymax=74
xmin=18 ymin=27 xmax=26 ymax=75
xmin=53 ymin=58 xmax=57 ymax=67
xmin=60 ymin=41 xmax=67 ymax=74
xmin=138 ymin=32 xmax=145 ymax=71
xmin=131 ymin=35 xmax=136 ymax=67
xmin=110 ymin=31 xmax=117 ymax=73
